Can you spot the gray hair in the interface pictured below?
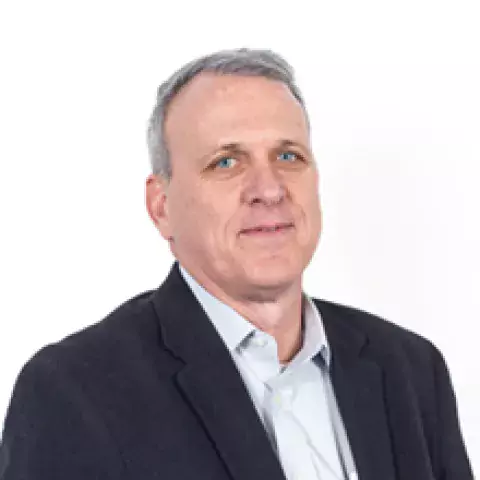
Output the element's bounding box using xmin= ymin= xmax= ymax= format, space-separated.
xmin=146 ymin=48 xmax=308 ymax=179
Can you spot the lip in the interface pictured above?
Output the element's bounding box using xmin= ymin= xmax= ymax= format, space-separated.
xmin=239 ymin=222 xmax=295 ymax=236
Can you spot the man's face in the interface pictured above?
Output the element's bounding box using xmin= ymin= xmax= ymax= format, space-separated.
xmin=147 ymin=73 xmax=321 ymax=299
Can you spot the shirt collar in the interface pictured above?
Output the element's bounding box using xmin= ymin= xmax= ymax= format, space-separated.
xmin=179 ymin=264 xmax=331 ymax=367
xmin=296 ymin=295 xmax=331 ymax=368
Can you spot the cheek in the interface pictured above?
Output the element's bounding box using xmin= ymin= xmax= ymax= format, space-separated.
xmin=167 ymin=190 xmax=200 ymax=239
xmin=310 ymin=195 xmax=323 ymax=230
xmin=296 ymin=179 xmax=320 ymax=213
xmin=170 ymin=188 xmax=236 ymax=245
xmin=297 ymin=190 xmax=322 ymax=241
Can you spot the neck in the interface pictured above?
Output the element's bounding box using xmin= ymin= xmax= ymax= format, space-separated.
xmin=182 ymin=264 xmax=304 ymax=364
xmin=233 ymin=290 xmax=303 ymax=364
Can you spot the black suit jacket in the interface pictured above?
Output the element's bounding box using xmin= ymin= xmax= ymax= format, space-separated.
xmin=0 ymin=263 xmax=473 ymax=479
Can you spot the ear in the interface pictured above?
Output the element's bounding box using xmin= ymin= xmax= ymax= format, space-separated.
xmin=146 ymin=174 xmax=173 ymax=241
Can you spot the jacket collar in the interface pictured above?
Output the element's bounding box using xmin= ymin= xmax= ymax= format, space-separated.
xmin=151 ymin=263 xmax=396 ymax=480
xmin=151 ymin=262 xmax=287 ymax=480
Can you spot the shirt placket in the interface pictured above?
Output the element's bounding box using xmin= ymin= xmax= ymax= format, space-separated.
xmin=266 ymin=384 xmax=320 ymax=480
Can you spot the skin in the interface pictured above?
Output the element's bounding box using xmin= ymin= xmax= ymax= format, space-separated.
xmin=146 ymin=73 xmax=322 ymax=363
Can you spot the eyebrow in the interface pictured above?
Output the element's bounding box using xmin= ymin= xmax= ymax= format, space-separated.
xmin=205 ymin=139 xmax=309 ymax=158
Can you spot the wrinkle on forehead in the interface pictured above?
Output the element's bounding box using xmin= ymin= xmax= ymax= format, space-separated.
xmin=164 ymin=73 xmax=310 ymax=168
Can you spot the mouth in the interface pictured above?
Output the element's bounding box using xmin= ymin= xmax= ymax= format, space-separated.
xmin=239 ymin=222 xmax=295 ymax=236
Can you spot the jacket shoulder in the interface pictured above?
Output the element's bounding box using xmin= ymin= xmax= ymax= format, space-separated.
xmin=313 ymin=298 xmax=441 ymax=362
xmin=17 ymin=289 xmax=162 ymax=387
xmin=0 ymin=292 xmax=161 ymax=479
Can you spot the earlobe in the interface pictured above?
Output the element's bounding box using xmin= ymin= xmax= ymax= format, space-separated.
xmin=145 ymin=174 xmax=172 ymax=240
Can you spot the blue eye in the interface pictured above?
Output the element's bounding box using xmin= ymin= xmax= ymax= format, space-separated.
xmin=216 ymin=157 xmax=237 ymax=169
xmin=278 ymin=152 xmax=298 ymax=162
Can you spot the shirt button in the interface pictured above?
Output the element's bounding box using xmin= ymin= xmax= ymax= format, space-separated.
xmin=252 ymin=335 xmax=268 ymax=347
xmin=274 ymin=387 xmax=294 ymax=409
xmin=273 ymin=393 xmax=283 ymax=407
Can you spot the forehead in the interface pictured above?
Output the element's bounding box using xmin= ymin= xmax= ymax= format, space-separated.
xmin=164 ymin=73 xmax=309 ymax=153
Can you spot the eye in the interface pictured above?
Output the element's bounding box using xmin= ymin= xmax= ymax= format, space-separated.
xmin=277 ymin=151 xmax=299 ymax=162
xmin=214 ymin=157 xmax=238 ymax=169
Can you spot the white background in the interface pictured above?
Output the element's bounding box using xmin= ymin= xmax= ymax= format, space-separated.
xmin=0 ymin=0 xmax=479 ymax=474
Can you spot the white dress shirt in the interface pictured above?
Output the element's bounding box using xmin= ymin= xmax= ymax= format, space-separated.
xmin=179 ymin=266 xmax=358 ymax=480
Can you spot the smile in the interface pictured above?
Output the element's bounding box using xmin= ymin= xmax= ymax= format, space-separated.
xmin=240 ymin=223 xmax=295 ymax=236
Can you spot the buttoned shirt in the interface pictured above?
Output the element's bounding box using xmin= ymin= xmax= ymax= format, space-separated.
xmin=180 ymin=265 xmax=358 ymax=480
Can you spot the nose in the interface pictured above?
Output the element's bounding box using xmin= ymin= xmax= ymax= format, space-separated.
xmin=241 ymin=162 xmax=286 ymax=206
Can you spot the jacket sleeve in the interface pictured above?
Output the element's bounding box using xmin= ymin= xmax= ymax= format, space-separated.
xmin=430 ymin=345 xmax=474 ymax=480
xmin=0 ymin=347 xmax=125 ymax=480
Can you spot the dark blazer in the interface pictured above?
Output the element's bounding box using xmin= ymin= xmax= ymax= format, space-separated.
xmin=0 ymin=263 xmax=473 ymax=479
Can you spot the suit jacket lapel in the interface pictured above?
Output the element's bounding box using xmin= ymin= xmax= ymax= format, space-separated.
xmin=316 ymin=300 xmax=397 ymax=480
xmin=152 ymin=265 xmax=398 ymax=480
xmin=151 ymin=264 xmax=286 ymax=480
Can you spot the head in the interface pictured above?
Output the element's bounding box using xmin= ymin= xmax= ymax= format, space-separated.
xmin=146 ymin=48 xmax=322 ymax=301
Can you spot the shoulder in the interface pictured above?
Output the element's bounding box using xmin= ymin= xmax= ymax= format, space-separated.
xmin=16 ymin=289 xmax=162 ymax=390
xmin=1 ymin=292 xmax=162 ymax=478
xmin=313 ymin=297 xmax=432 ymax=344
xmin=312 ymin=298 xmax=455 ymax=417
xmin=312 ymin=297 xmax=444 ymax=367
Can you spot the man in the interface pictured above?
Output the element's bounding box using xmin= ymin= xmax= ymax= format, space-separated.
xmin=0 ymin=48 xmax=473 ymax=479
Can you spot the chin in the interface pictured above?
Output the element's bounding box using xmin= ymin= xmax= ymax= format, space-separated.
xmin=241 ymin=256 xmax=303 ymax=289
